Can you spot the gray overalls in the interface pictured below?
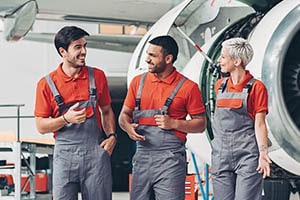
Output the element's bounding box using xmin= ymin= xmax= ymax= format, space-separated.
xmin=211 ymin=77 xmax=262 ymax=200
xmin=130 ymin=73 xmax=187 ymax=200
xmin=45 ymin=67 xmax=112 ymax=200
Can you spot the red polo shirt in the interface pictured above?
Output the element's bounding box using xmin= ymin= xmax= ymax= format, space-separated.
xmin=34 ymin=64 xmax=111 ymax=134
xmin=215 ymin=70 xmax=268 ymax=120
xmin=124 ymin=68 xmax=205 ymax=141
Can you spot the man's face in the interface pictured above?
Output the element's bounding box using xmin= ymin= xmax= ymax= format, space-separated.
xmin=145 ymin=44 xmax=167 ymax=74
xmin=61 ymin=37 xmax=87 ymax=68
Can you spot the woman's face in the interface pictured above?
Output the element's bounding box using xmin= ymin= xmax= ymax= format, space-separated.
xmin=218 ymin=47 xmax=236 ymax=74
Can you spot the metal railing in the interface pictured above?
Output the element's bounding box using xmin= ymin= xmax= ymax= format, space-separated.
xmin=0 ymin=104 xmax=34 ymax=142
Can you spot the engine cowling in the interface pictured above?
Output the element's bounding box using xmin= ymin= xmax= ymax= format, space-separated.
xmin=200 ymin=0 xmax=300 ymax=175
xmin=249 ymin=0 xmax=300 ymax=175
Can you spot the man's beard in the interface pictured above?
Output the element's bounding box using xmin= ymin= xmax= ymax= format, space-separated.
xmin=147 ymin=61 xmax=166 ymax=74
xmin=74 ymin=61 xmax=85 ymax=68
xmin=75 ymin=63 xmax=85 ymax=68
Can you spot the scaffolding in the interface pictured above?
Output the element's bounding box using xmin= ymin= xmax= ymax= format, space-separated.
xmin=0 ymin=104 xmax=54 ymax=200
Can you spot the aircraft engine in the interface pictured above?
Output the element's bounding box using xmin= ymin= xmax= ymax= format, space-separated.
xmin=200 ymin=0 xmax=300 ymax=176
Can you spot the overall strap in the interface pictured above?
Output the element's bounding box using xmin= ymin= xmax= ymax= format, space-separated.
xmin=218 ymin=77 xmax=229 ymax=94
xmin=218 ymin=77 xmax=256 ymax=94
xmin=242 ymin=77 xmax=256 ymax=93
xmin=45 ymin=75 xmax=65 ymax=113
xmin=135 ymin=72 xmax=147 ymax=111
xmin=45 ymin=67 xmax=98 ymax=115
xmin=161 ymin=76 xmax=187 ymax=114
xmin=87 ymin=66 xmax=97 ymax=107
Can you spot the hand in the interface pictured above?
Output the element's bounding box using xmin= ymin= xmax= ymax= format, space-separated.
xmin=127 ymin=123 xmax=146 ymax=141
xmin=63 ymin=102 xmax=86 ymax=124
xmin=100 ymin=136 xmax=117 ymax=156
xmin=256 ymin=153 xmax=272 ymax=178
xmin=154 ymin=114 xmax=174 ymax=130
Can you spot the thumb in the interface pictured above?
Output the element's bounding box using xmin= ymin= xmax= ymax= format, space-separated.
xmin=69 ymin=102 xmax=80 ymax=111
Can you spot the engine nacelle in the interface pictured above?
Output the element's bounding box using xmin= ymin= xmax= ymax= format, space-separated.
xmin=198 ymin=0 xmax=300 ymax=176
xmin=249 ymin=0 xmax=300 ymax=175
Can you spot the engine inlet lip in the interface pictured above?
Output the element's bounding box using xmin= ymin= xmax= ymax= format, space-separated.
xmin=262 ymin=4 xmax=300 ymax=162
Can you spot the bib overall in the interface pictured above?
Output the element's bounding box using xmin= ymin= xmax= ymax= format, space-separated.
xmin=211 ymin=78 xmax=262 ymax=200
xmin=46 ymin=67 xmax=112 ymax=200
xmin=130 ymin=73 xmax=187 ymax=200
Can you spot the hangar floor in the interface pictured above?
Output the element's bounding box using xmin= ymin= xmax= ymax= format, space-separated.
xmin=113 ymin=192 xmax=130 ymax=200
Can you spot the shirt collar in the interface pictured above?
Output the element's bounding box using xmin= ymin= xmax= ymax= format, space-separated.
xmin=228 ymin=70 xmax=253 ymax=89
xmin=57 ymin=63 xmax=88 ymax=82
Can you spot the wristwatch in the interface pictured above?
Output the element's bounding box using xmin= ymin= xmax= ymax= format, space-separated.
xmin=107 ymin=133 xmax=118 ymax=139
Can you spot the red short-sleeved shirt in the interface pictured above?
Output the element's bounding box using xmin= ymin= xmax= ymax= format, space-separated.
xmin=34 ymin=64 xmax=111 ymax=133
xmin=215 ymin=70 xmax=268 ymax=120
xmin=124 ymin=68 xmax=206 ymax=141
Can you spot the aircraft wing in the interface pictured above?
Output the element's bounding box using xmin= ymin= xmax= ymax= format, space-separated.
xmin=1 ymin=0 xmax=183 ymax=24
xmin=35 ymin=0 xmax=183 ymax=26
xmin=24 ymin=32 xmax=143 ymax=52
xmin=0 ymin=0 xmax=183 ymax=50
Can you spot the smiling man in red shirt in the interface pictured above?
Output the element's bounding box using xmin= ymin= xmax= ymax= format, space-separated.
xmin=34 ymin=26 xmax=116 ymax=200
xmin=119 ymin=35 xmax=206 ymax=200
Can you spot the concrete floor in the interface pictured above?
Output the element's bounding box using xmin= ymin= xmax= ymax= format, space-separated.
xmin=13 ymin=191 xmax=300 ymax=200
xmin=112 ymin=192 xmax=130 ymax=200
xmin=33 ymin=192 xmax=130 ymax=200
xmin=76 ymin=192 xmax=130 ymax=200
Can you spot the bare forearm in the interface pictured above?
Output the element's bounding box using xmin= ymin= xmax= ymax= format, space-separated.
xmin=255 ymin=112 xmax=269 ymax=154
xmin=101 ymin=108 xmax=116 ymax=135
xmin=154 ymin=113 xmax=206 ymax=133
xmin=118 ymin=112 xmax=133 ymax=133
xmin=173 ymin=117 xmax=206 ymax=133
xmin=255 ymin=112 xmax=272 ymax=178
xmin=119 ymin=107 xmax=146 ymax=141
xmin=35 ymin=116 xmax=67 ymax=134
xmin=255 ymin=123 xmax=268 ymax=154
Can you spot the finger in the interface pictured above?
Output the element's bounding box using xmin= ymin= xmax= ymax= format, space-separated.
xmin=132 ymin=123 xmax=139 ymax=129
xmin=77 ymin=108 xmax=86 ymax=115
xmin=79 ymin=118 xmax=86 ymax=124
xmin=133 ymin=134 xmax=145 ymax=141
xmin=266 ymin=166 xmax=271 ymax=177
xmin=256 ymin=166 xmax=261 ymax=173
xmin=267 ymin=157 xmax=272 ymax=164
xmin=99 ymin=141 xmax=105 ymax=148
xmin=102 ymin=145 xmax=112 ymax=155
xmin=69 ymin=102 xmax=80 ymax=110
xmin=263 ymin=170 xmax=267 ymax=179
xmin=154 ymin=114 xmax=163 ymax=119
xmin=135 ymin=135 xmax=146 ymax=141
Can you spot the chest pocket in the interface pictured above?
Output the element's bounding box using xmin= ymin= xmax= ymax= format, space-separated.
xmin=61 ymin=102 xmax=94 ymax=119
xmin=216 ymin=98 xmax=243 ymax=109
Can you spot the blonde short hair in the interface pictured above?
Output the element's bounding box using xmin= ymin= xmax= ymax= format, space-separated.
xmin=221 ymin=37 xmax=253 ymax=67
